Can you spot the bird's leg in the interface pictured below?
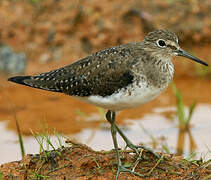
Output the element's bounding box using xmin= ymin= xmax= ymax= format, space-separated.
xmin=114 ymin=124 xmax=160 ymax=159
xmin=106 ymin=110 xmax=121 ymax=169
xmin=106 ymin=110 xmax=144 ymax=179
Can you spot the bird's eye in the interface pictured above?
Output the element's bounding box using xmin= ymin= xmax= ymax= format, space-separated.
xmin=157 ymin=39 xmax=166 ymax=48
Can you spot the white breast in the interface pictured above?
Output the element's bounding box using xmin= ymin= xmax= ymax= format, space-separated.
xmin=77 ymin=80 xmax=169 ymax=111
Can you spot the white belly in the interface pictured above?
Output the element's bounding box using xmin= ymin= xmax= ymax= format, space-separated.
xmin=77 ymin=82 xmax=169 ymax=111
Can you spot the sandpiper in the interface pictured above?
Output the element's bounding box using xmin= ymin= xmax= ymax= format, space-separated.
xmin=8 ymin=29 xmax=208 ymax=179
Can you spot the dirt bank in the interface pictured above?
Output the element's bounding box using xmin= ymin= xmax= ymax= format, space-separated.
xmin=0 ymin=141 xmax=210 ymax=180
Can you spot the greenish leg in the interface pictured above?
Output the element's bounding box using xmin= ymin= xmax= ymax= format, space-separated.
xmin=114 ymin=123 xmax=160 ymax=159
xmin=106 ymin=110 xmax=121 ymax=179
xmin=106 ymin=110 xmax=144 ymax=179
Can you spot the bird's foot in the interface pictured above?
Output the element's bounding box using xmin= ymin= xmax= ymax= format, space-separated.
xmin=125 ymin=142 xmax=160 ymax=159
xmin=115 ymin=164 xmax=144 ymax=180
xmin=114 ymin=124 xmax=160 ymax=159
xmin=123 ymin=143 xmax=160 ymax=175
xmin=135 ymin=145 xmax=160 ymax=159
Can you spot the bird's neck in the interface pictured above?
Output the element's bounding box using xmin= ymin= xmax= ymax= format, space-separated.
xmin=144 ymin=56 xmax=174 ymax=89
xmin=154 ymin=57 xmax=174 ymax=87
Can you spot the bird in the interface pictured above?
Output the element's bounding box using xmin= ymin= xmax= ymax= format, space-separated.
xmin=8 ymin=29 xmax=208 ymax=179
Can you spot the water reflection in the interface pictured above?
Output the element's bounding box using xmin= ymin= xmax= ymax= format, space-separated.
xmin=75 ymin=104 xmax=211 ymax=159
xmin=176 ymin=129 xmax=197 ymax=156
xmin=0 ymin=104 xmax=210 ymax=164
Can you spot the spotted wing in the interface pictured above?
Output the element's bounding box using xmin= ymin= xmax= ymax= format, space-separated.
xmin=8 ymin=44 xmax=139 ymax=97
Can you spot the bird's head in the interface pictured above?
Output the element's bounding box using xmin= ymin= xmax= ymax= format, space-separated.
xmin=143 ymin=29 xmax=208 ymax=66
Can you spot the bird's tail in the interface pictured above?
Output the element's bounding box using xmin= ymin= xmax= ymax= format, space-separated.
xmin=8 ymin=75 xmax=62 ymax=93
xmin=8 ymin=76 xmax=32 ymax=86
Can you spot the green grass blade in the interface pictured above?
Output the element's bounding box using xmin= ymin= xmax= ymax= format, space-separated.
xmin=9 ymin=102 xmax=26 ymax=159
xmin=186 ymin=101 xmax=197 ymax=128
xmin=0 ymin=172 xmax=3 ymax=180
xmin=45 ymin=134 xmax=56 ymax=151
xmin=171 ymin=83 xmax=186 ymax=128
xmin=162 ymin=145 xmax=170 ymax=154
xmin=54 ymin=129 xmax=63 ymax=148
xmin=31 ymin=130 xmax=46 ymax=157
xmin=185 ymin=152 xmax=197 ymax=161
xmin=32 ymin=172 xmax=49 ymax=179
xmin=13 ymin=111 xmax=25 ymax=158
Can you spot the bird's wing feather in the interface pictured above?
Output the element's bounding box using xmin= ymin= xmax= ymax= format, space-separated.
xmin=9 ymin=43 xmax=142 ymax=97
xmin=58 ymin=45 xmax=137 ymax=97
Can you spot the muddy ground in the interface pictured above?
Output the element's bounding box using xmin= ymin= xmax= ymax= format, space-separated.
xmin=1 ymin=140 xmax=211 ymax=180
xmin=0 ymin=0 xmax=211 ymax=179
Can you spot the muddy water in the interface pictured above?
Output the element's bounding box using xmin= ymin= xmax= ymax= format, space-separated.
xmin=0 ymin=104 xmax=211 ymax=164
xmin=76 ymin=104 xmax=211 ymax=158
xmin=0 ymin=59 xmax=211 ymax=164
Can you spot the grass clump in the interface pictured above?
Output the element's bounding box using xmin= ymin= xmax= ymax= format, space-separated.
xmin=171 ymin=82 xmax=197 ymax=131
xmin=31 ymin=129 xmax=64 ymax=161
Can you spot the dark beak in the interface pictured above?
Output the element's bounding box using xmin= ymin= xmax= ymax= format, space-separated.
xmin=177 ymin=49 xmax=208 ymax=66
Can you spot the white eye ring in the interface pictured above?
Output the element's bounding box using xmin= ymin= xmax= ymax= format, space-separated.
xmin=156 ymin=39 xmax=166 ymax=48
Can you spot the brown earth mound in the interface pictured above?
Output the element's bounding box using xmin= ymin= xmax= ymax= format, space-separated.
xmin=0 ymin=141 xmax=210 ymax=180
